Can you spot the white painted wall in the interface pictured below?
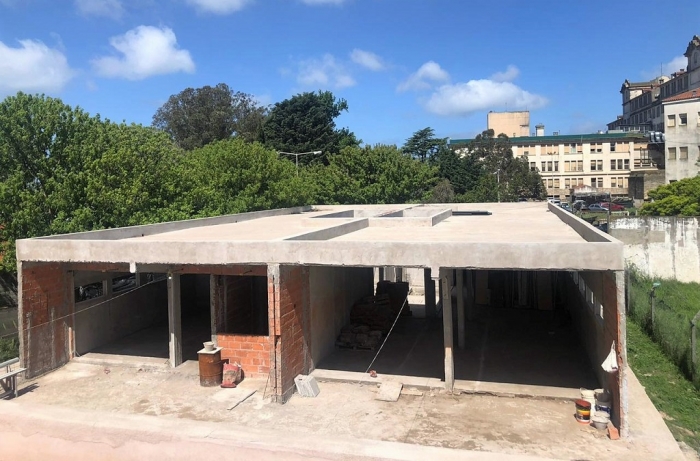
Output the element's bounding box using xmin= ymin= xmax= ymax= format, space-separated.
xmin=610 ymin=217 xmax=700 ymax=282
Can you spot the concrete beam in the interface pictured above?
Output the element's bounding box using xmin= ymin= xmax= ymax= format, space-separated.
xmin=16 ymin=240 xmax=625 ymax=272
xmin=440 ymin=269 xmax=454 ymax=393
xmin=35 ymin=206 xmax=313 ymax=241
xmin=167 ymin=272 xmax=182 ymax=368
xmin=456 ymin=269 xmax=465 ymax=350
xmin=424 ymin=268 xmax=436 ymax=318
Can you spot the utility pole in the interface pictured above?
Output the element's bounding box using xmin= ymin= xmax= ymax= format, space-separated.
xmin=278 ymin=151 xmax=322 ymax=175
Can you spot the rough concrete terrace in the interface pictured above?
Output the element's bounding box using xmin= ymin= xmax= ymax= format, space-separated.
xmin=17 ymin=202 xmax=622 ymax=271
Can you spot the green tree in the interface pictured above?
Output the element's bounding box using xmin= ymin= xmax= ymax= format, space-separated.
xmin=178 ymin=138 xmax=314 ymax=217
xmin=639 ymin=176 xmax=700 ymax=216
xmin=152 ymin=83 xmax=268 ymax=150
xmin=261 ymin=91 xmax=360 ymax=164
xmin=311 ymin=144 xmax=437 ymax=205
xmin=457 ymin=130 xmax=546 ymax=202
xmin=402 ymin=127 xmax=447 ymax=163
xmin=0 ymin=93 xmax=187 ymax=272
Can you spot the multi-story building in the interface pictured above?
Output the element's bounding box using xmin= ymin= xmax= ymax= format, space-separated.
xmin=662 ymin=89 xmax=700 ymax=182
xmin=487 ymin=111 xmax=530 ymax=138
xmin=449 ymin=129 xmax=654 ymax=200
xmin=607 ymin=35 xmax=700 ymax=133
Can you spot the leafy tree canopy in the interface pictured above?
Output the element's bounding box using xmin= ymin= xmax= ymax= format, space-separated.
xmin=261 ymin=91 xmax=360 ymax=164
xmin=152 ymin=83 xmax=267 ymax=150
xmin=178 ymin=138 xmax=314 ymax=217
xmin=311 ymin=144 xmax=437 ymax=205
xmin=0 ymin=93 xmax=185 ymax=271
xmin=640 ymin=176 xmax=700 ymax=216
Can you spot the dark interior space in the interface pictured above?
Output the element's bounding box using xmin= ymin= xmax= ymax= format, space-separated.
xmin=89 ymin=273 xmax=212 ymax=362
xmin=318 ymin=270 xmax=599 ymax=390
xmin=223 ymin=275 xmax=268 ymax=335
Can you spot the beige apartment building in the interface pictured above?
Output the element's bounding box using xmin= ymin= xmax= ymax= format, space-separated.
xmin=663 ymin=89 xmax=700 ymax=182
xmin=450 ymin=130 xmax=654 ymax=200
xmin=487 ymin=111 xmax=530 ymax=137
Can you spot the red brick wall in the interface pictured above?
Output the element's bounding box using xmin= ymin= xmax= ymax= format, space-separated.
xmin=272 ymin=265 xmax=310 ymax=403
xmin=20 ymin=262 xmax=72 ymax=378
xmin=216 ymin=333 xmax=271 ymax=378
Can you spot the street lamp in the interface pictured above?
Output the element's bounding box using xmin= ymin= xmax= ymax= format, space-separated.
xmin=278 ymin=150 xmax=322 ymax=175
xmin=494 ymin=168 xmax=501 ymax=203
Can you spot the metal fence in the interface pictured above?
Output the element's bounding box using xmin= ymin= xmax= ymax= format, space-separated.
xmin=628 ymin=272 xmax=700 ymax=389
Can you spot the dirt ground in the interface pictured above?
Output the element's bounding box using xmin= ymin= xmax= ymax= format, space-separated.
xmin=10 ymin=361 xmax=678 ymax=461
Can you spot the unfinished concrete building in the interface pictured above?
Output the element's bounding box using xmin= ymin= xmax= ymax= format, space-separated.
xmin=15 ymin=203 xmax=628 ymax=434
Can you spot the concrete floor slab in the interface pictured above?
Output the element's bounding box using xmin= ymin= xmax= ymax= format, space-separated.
xmin=10 ymin=361 xmax=682 ymax=460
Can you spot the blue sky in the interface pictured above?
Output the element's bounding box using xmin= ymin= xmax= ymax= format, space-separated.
xmin=0 ymin=0 xmax=699 ymax=146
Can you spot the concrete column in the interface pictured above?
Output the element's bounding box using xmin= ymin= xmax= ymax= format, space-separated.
xmin=424 ymin=268 xmax=436 ymax=318
xmin=466 ymin=270 xmax=475 ymax=321
xmin=395 ymin=267 xmax=403 ymax=283
xmin=441 ymin=269 xmax=454 ymax=392
xmin=167 ymin=272 xmax=182 ymax=368
xmin=385 ymin=267 xmax=396 ymax=282
xmin=456 ymin=269 xmax=466 ymax=350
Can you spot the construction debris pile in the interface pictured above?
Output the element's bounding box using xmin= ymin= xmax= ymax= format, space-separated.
xmin=335 ymin=281 xmax=411 ymax=351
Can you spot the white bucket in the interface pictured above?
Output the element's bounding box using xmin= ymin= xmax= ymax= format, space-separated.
xmin=595 ymin=391 xmax=612 ymax=418
xmin=580 ymin=388 xmax=596 ymax=418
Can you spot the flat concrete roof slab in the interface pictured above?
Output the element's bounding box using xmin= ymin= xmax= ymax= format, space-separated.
xmin=16 ymin=203 xmax=624 ymax=271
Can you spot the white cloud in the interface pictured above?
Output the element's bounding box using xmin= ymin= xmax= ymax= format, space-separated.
xmin=424 ymin=79 xmax=548 ymax=117
xmin=0 ymin=39 xmax=75 ymax=95
xmin=92 ymin=26 xmax=195 ymax=80
xmin=186 ymin=0 xmax=252 ymax=14
xmin=74 ymin=0 xmax=124 ymax=19
xmin=350 ymin=49 xmax=385 ymax=71
xmin=490 ymin=65 xmax=519 ymax=83
xmin=641 ymin=55 xmax=688 ymax=80
xmin=296 ymin=54 xmax=355 ymax=89
xmin=300 ymin=0 xmax=346 ymax=5
xmin=397 ymin=61 xmax=450 ymax=92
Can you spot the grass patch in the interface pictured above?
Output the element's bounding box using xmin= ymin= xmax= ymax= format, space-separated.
xmin=628 ymin=321 xmax=700 ymax=452
xmin=0 ymin=336 xmax=19 ymax=363
xmin=628 ymin=270 xmax=700 ymax=389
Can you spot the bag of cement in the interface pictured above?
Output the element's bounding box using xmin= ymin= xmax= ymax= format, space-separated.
xmin=222 ymin=361 xmax=242 ymax=388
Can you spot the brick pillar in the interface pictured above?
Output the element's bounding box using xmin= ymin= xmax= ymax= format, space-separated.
xmin=18 ymin=262 xmax=72 ymax=378
xmin=269 ymin=264 xmax=309 ymax=403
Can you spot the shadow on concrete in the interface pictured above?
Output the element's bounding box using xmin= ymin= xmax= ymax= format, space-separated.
xmin=318 ymin=307 xmax=598 ymax=390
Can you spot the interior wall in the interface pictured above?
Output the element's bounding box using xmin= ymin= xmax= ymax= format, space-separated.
xmin=181 ymin=274 xmax=210 ymax=318
xmin=309 ymin=266 xmax=374 ymax=368
xmin=565 ymin=270 xmax=622 ymax=428
xmin=74 ymin=277 xmax=167 ymax=355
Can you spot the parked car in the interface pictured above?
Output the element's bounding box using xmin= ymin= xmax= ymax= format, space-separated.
xmin=588 ymin=203 xmax=607 ymax=212
xmin=560 ymin=203 xmax=573 ymax=212
xmin=600 ymin=202 xmax=625 ymax=211
xmin=573 ymin=200 xmax=588 ymax=211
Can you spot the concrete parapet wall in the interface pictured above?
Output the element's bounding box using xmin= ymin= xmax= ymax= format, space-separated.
xmin=610 ymin=216 xmax=700 ymax=282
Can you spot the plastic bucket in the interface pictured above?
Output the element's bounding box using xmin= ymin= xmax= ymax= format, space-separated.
xmin=595 ymin=391 xmax=612 ymax=418
xmin=580 ymin=388 xmax=596 ymax=418
xmin=575 ymin=399 xmax=591 ymax=424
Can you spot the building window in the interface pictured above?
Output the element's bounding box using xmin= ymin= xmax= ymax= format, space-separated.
xmin=610 ymin=143 xmax=616 ymax=152
xmin=564 ymin=161 xmax=571 ymax=172
xmin=668 ymin=147 xmax=677 ymax=160
xmin=611 ymin=177 xmax=617 ymax=188
xmin=680 ymin=113 xmax=687 ymax=126
xmin=554 ymin=161 xmax=559 ymax=172
xmin=524 ymin=150 xmax=529 ymax=156
xmin=624 ymin=159 xmax=630 ymax=170
xmin=547 ymin=179 xmax=554 ymax=188
xmin=697 ymin=112 xmax=700 ymax=126
xmin=680 ymin=146 xmax=688 ymax=160
xmin=591 ymin=178 xmax=598 ymax=187
xmin=591 ymin=159 xmax=603 ymax=171
xmin=667 ymin=114 xmax=676 ymax=127
xmin=541 ymin=161 xmax=546 ymax=171
xmin=565 ymin=178 xmax=571 ymax=188
xmin=554 ymin=178 xmax=560 ymax=188
xmin=530 ymin=162 xmax=537 ymax=171
xmin=611 ymin=159 xmax=617 ymax=170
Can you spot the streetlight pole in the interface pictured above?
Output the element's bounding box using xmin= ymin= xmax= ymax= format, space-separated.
xmin=495 ymin=168 xmax=501 ymax=203
xmin=278 ymin=151 xmax=322 ymax=176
